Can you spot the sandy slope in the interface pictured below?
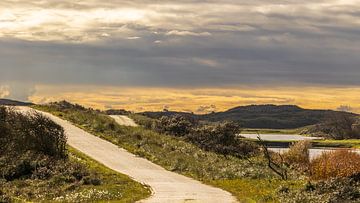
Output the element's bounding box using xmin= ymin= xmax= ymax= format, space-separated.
xmin=109 ymin=115 xmax=138 ymax=127
xmin=17 ymin=107 xmax=237 ymax=203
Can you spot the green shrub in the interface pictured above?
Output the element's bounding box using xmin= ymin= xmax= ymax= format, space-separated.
xmin=187 ymin=121 xmax=259 ymax=158
xmin=0 ymin=107 xmax=67 ymax=158
xmin=278 ymin=176 xmax=360 ymax=203
xmin=142 ymin=114 xmax=259 ymax=158
xmin=156 ymin=115 xmax=196 ymax=136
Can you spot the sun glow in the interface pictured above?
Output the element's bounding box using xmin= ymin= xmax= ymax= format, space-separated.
xmin=29 ymin=85 xmax=360 ymax=114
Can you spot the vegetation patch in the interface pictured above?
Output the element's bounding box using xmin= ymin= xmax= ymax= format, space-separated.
xmin=34 ymin=102 xmax=360 ymax=202
xmin=310 ymin=150 xmax=360 ymax=180
xmin=0 ymin=106 xmax=150 ymax=202
xmin=211 ymin=178 xmax=304 ymax=203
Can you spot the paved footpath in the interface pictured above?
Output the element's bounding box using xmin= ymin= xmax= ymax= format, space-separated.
xmin=17 ymin=107 xmax=237 ymax=203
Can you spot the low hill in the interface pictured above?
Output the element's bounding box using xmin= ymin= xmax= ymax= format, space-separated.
xmin=142 ymin=105 xmax=357 ymax=129
xmin=0 ymin=98 xmax=33 ymax=106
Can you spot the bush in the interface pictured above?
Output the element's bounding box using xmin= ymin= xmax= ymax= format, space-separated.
xmin=310 ymin=150 xmax=360 ymax=180
xmin=0 ymin=107 xmax=68 ymax=181
xmin=156 ymin=115 xmax=196 ymax=136
xmin=146 ymin=115 xmax=259 ymax=157
xmin=282 ymin=140 xmax=311 ymax=171
xmin=187 ymin=122 xmax=259 ymax=157
xmin=278 ymin=176 xmax=360 ymax=203
xmin=262 ymin=140 xmax=311 ymax=180
xmin=0 ymin=107 xmax=67 ymax=158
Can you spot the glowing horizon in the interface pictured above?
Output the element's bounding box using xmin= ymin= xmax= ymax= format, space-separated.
xmin=26 ymin=85 xmax=360 ymax=114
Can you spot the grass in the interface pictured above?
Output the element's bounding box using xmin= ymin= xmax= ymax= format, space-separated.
xmin=211 ymin=179 xmax=305 ymax=203
xmin=33 ymin=104 xmax=308 ymax=202
xmin=67 ymin=147 xmax=152 ymax=202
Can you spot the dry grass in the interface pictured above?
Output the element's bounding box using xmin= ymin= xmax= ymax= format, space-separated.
xmin=310 ymin=150 xmax=360 ymax=180
xmin=283 ymin=140 xmax=311 ymax=171
xmin=270 ymin=140 xmax=311 ymax=173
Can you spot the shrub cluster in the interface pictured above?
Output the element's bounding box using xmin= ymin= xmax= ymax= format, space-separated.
xmin=187 ymin=122 xmax=259 ymax=158
xmin=282 ymin=140 xmax=311 ymax=172
xmin=0 ymin=106 xmax=67 ymax=158
xmin=276 ymin=147 xmax=360 ymax=202
xmin=153 ymin=115 xmax=259 ymax=158
xmin=310 ymin=150 xmax=360 ymax=180
xmin=278 ymin=175 xmax=360 ymax=203
xmin=0 ymin=106 xmax=104 ymax=201
xmin=156 ymin=115 xmax=196 ymax=136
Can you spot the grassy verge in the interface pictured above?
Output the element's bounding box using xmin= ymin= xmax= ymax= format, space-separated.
xmin=33 ymin=104 xmax=307 ymax=202
xmin=211 ymin=179 xmax=304 ymax=203
xmin=1 ymin=146 xmax=151 ymax=203
xmin=67 ymin=147 xmax=151 ymax=202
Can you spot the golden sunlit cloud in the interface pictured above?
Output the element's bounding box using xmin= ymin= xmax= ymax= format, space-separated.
xmin=1 ymin=0 xmax=359 ymax=43
xmin=29 ymin=85 xmax=360 ymax=114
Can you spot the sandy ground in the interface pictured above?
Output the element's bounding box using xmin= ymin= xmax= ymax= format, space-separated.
xmin=17 ymin=107 xmax=237 ymax=203
xmin=110 ymin=115 xmax=138 ymax=127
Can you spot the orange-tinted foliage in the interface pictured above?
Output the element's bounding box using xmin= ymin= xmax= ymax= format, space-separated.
xmin=310 ymin=150 xmax=360 ymax=180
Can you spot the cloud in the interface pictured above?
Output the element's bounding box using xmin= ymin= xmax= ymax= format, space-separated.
xmin=0 ymin=85 xmax=10 ymax=98
xmin=336 ymin=105 xmax=353 ymax=112
xmin=0 ymin=0 xmax=360 ymax=90
xmin=166 ymin=30 xmax=211 ymax=37
xmin=126 ymin=36 xmax=141 ymax=40
xmin=0 ymin=83 xmax=35 ymax=101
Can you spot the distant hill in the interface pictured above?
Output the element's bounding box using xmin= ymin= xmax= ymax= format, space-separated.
xmin=0 ymin=99 xmax=33 ymax=106
xmin=141 ymin=105 xmax=357 ymax=129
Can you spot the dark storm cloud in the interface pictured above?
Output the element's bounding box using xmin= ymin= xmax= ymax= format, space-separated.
xmin=0 ymin=0 xmax=360 ymax=93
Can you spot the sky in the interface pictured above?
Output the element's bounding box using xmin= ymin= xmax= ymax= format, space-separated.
xmin=1 ymin=0 xmax=360 ymax=113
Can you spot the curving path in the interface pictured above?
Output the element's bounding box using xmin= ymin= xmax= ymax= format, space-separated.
xmin=17 ymin=107 xmax=237 ymax=203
